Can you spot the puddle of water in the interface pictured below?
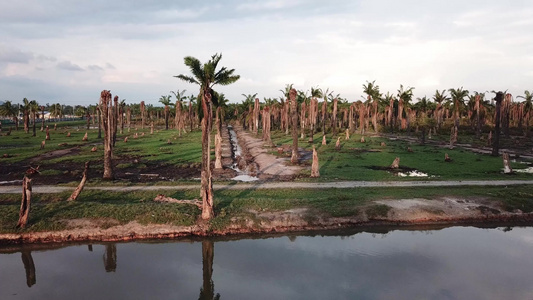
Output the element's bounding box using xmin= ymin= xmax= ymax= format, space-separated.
xmin=228 ymin=126 xmax=259 ymax=182
xmin=231 ymin=175 xmax=259 ymax=182
xmin=514 ymin=167 xmax=533 ymax=173
xmin=397 ymin=170 xmax=429 ymax=177
xmin=0 ymin=180 xmax=23 ymax=185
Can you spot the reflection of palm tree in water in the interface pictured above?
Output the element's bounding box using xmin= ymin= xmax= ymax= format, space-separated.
xmin=21 ymin=250 xmax=36 ymax=287
xmin=103 ymin=244 xmax=117 ymax=272
xmin=199 ymin=240 xmax=220 ymax=300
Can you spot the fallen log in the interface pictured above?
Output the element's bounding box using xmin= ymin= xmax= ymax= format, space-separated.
xmin=67 ymin=161 xmax=90 ymax=201
xmin=17 ymin=176 xmax=32 ymax=228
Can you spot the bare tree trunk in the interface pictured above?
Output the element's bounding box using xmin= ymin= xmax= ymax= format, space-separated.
xmin=311 ymin=146 xmax=319 ymax=177
xmin=40 ymin=106 xmax=45 ymax=132
xmin=200 ymin=90 xmax=214 ymax=220
xmin=140 ymin=101 xmax=146 ymax=129
xmin=17 ymin=176 xmax=32 ymax=228
xmin=21 ymin=250 xmax=36 ymax=287
xmin=32 ymin=114 xmax=36 ymax=137
xmin=492 ymin=92 xmax=504 ymax=156
xmin=67 ymin=162 xmax=89 ymax=201
xmin=332 ymin=98 xmax=338 ymax=136
xmin=290 ymin=89 xmax=299 ymax=163
xmin=253 ymin=98 xmax=260 ymax=135
xmin=100 ymin=90 xmax=114 ymax=180
xmin=262 ymin=106 xmax=272 ymax=145
xmin=103 ymin=244 xmax=117 ymax=272
xmin=199 ymin=240 xmax=217 ymax=300
xmin=164 ymin=105 xmax=169 ymax=130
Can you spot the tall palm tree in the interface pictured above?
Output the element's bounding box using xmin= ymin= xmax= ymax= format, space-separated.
xmin=433 ymin=90 xmax=449 ymax=129
xmin=29 ymin=100 xmax=39 ymax=136
xmin=0 ymin=100 xmax=19 ymax=130
xmin=397 ymin=85 xmax=415 ymax=130
xmin=175 ymin=53 xmax=240 ymax=220
xmin=159 ymin=95 xmax=173 ymax=130
xmin=363 ymin=80 xmax=381 ymax=132
xmin=21 ymin=98 xmax=31 ymax=133
xmin=448 ymin=87 xmax=469 ymax=127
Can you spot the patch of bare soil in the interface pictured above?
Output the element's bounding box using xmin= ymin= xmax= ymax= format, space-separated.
xmin=30 ymin=147 xmax=81 ymax=163
xmin=233 ymin=124 xmax=303 ymax=180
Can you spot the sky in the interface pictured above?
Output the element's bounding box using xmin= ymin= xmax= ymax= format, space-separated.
xmin=1 ymin=0 xmax=532 ymax=106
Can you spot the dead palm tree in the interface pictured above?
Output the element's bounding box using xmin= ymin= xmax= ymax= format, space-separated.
xmin=175 ymin=53 xmax=240 ymax=220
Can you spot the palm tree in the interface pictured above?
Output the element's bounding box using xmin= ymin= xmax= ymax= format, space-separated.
xmin=159 ymin=95 xmax=173 ymax=130
xmin=517 ymin=90 xmax=533 ymax=136
xmin=0 ymin=100 xmax=19 ymax=130
xmin=363 ymin=80 xmax=381 ymax=132
xmin=241 ymin=93 xmax=257 ymax=130
xmin=175 ymin=53 xmax=240 ymax=220
xmin=397 ymin=85 xmax=415 ymax=130
xmin=50 ymin=103 xmax=63 ymax=119
xmin=29 ymin=100 xmax=39 ymax=136
xmin=448 ymin=87 xmax=469 ymax=127
xmin=433 ymin=90 xmax=449 ymax=129
xmin=21 ymin=98 xmax=31 ymax=133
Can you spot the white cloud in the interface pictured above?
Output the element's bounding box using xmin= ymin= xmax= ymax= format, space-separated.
xmin=0 ymin=0 xmax=532 ymax=104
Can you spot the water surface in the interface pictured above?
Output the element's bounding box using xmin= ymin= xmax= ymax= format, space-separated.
xmin=1 ymin=226 xmax=533 ymax=300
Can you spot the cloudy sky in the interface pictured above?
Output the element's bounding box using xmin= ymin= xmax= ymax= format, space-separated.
xmin=1 ymin=0 xmax=532 ymax=106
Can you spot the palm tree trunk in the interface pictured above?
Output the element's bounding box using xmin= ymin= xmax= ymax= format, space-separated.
xmin=32 ymin=114 xmax=36 ymax=137
xmin=492 ymin=92 xmax=504 ymax=156
xmin=200 ymin=90 xmax=214 ymax=220
xmin=290 ymin=89 xmax=299 ymax=163
xmin=100 ymin=91 xmax=114 ymax=180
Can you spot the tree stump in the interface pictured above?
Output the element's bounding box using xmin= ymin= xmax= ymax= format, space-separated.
xmin=335 ymin=137 xmax=341 ymax=150
xmin=360 ymin=136 xmax=365 ymax=143
xmin=54 ymin=123 xmax=57 ymax=130
xmin=408 ymin=147 xmax=413 ymax=152
xmin=311 ymin=146 xmax=320 ymax=177
xmin=487 ymin=131 xmax=493 ymax=147
xmin=67 ymin=162 xmax=89 ymax=201
xmin=322 ymin=135 xmax=327 ymax=145
xmin=40 ymin=140 xmax=45 ymax=150
xmin=381 ymin=142 xmax=386 ymax=147
xmin=45 ymin=126 xmax=50 ymax=140
xmin=390 ymin=157 xmax=400 ymax=169
xmin=66 ymin=132 xmax=71 ymax=137
xmin=82 ymin=132 xmax=88 ymax=141
xmin=91 ymin=146 xmax=97 ymax=152
xmin=345 ymin=129 xmax=350 ymax=140
xmin=445 ymin=153 xmax=452 ymax=162
xmin=124 ymin=136 xmax=128 ymax=142
xmin=502 ymin=152 xmax=513 ymax=174
xmin=17 ymin=176 xmax=32 ymax=228
xmin=134 ymin=133 xmax=138 ymax=139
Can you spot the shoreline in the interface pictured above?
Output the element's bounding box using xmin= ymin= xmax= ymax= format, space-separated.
xmin=2 ymin=212 xmax=532 ymax=246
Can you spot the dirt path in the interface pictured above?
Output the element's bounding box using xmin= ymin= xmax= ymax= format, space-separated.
xmin=233 ymin=124 xmax=302 ymax=179
xmin=0 ymin=179 xmax=532 ymax=194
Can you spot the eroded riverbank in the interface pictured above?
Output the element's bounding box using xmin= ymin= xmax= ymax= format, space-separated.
xmin=2 ymin=195 xmax=532 ymax=245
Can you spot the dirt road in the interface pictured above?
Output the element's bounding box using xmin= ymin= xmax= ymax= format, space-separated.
xmin=0 ymin=179 xmax=531 ymax=194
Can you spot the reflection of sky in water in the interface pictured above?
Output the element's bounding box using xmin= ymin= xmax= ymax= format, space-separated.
xmin=1 ymin=227 xmax=533 ymax=300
